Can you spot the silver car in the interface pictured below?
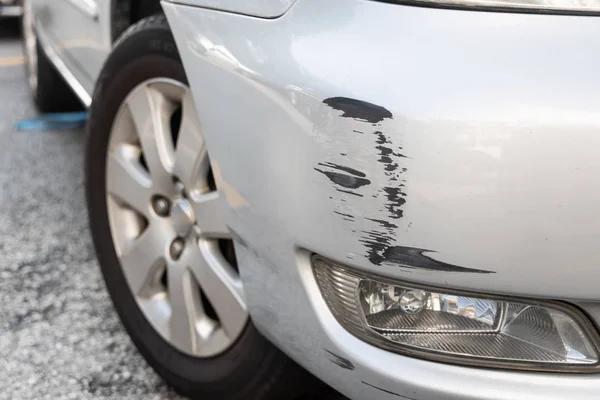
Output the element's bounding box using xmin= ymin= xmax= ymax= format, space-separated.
xmin=22 ymin=0 xmax=600 ymax=399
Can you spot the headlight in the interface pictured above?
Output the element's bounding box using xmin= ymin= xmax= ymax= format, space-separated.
xmin=313 ymin=256 xmax=600 ymax=372
xmin=394 ymin=0 xmax=600 ymax=15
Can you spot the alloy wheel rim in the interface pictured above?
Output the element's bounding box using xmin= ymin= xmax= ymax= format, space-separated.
xmin=23 ymin=0 xmax=38 ymax=93
xmin=106 ymin=78 xmax=247 ymax=357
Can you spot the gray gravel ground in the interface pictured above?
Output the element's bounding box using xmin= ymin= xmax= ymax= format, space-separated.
xmin=0 ymin=22 xmax=184 ymax=400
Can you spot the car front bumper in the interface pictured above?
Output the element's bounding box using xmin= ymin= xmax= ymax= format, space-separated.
xmin=164 ymin=0 xmax=600 ymax=397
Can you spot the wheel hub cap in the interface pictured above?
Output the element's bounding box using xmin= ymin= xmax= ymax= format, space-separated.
xmin=171 ymin=198 xmax=195 ymax=237
xmin=105 ymin=78 xmax=248 ymax=358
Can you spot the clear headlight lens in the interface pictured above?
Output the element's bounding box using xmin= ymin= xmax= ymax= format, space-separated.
xmin=408 ymin=0 xmax=600 ymax=14
xmin=313 ymin=256 xmax=600 ymax=371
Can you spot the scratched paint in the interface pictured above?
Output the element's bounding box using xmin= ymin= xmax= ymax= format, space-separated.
xmin=323 ymin=97 xmax=392 ymax=123
xmin=360 ymin=231 xmax=492 ymax=273
xmin=335 ymin=188 xmax=364 ymax=197
xmin=324 ymin=350 xmax=355 ymax=370
xmin=361 ymin=381 xmax=417 ymax=400
xmin=320 ymin=97 xmax=492 ymax=274
xmin=314 ymin=162 xmax=371 ymax=192
xmin=322 ymin=97 xmax=408 ymax=265
xmin=313 ymin=165 xmax=371 ymax=190
xmin=334 ymin=211 xmax=355 ymax=222
xmin=322 ymin=97 xmax=406 ymax=222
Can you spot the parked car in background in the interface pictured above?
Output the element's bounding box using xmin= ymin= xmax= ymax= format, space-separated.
xmin=22 ymin=0 xmax=600 ymax=399
xmin=0 ymin=0 xmax=22 ymax=17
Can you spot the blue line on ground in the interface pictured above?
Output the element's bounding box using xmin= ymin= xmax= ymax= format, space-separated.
xmin=14 ymin=111 xmax=88 ymax=131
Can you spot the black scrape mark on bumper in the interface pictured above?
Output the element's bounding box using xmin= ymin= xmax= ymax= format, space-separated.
xmin=336 ymin=188 xmax=363 ymax=197
xmin=360 ymin=229 xmax=394 ymax=265
xmin=325 ymin=350 xmax=355 ymax=370
xmin=323 ymin=97 xmax=407 ymax=224
xmin=382 ymin=246 xmax=493 ymax=273
xmin=323 ymin=97 xmax=393 ymax=123
xmin=365 ymin=218 xmax=397 ymax=229
xmin=314 ymin=162 xmax=370 ymax=193
xmin=318 ymin=162 xmax=367 ymax=178
xmin=382 ymin=186 xmax=406 ymax=219
xmin=360 ymin=230 xmax=492 ymax=273
xmin=314 ymin=168 xmax=371 ymax=189
xmin=323 ymin=97 xmax=409 ymax=261
xmin=314 ymin=161 xmax=371 ymax=196
xmin=334 ymin=211 xmax=355 ymax=221
xmin=321 ymin=97 xmax=490 ymax=273
xmin=362 ymin=381 xmax=417 ymax=400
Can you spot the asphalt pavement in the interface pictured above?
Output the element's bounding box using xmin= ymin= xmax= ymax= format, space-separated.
xmin=0 ymin=21 xmax=182 ymax=400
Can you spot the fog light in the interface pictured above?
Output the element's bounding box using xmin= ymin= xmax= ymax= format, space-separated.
xmin=313 ymin=256 xmax=600 ymax=372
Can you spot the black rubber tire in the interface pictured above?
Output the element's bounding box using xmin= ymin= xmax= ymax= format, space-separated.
xmin=85 ymin=15 xmax=322 ymax=400
xmin=21 ymin=15 xmax=82 ymax=112
xmin=33 ymin=42 xmax=82 ymax=112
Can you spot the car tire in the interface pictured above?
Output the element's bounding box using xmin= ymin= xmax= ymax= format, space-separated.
xmin=21 ymin=0 xmax=82 ymax=112
xmin=85 ymin=14 xmax=322 ymax=400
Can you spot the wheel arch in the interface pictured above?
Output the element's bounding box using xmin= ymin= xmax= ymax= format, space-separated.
xmin=111 ymin=0 xmax=163 ymax=42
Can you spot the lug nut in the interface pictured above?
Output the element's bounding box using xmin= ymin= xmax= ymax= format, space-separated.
xmin=169 ymin=238 xmax=185 ymax=260
xmin=152 ymin=196 xmax=170 ymax=217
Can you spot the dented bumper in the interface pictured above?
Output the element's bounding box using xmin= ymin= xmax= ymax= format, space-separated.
xmin=164 ymin=0 xmax=600 ymax=397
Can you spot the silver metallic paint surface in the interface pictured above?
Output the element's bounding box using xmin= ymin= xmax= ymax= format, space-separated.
xmin=32 ymin=0 xmax=111 ymax=97
xmin=163 ymin=0 xmax=297 ymax=18
xmin=163 ymin=0 xmax=600 ymax=299
xmin=164 ymin=0 xmax=600 ymax=398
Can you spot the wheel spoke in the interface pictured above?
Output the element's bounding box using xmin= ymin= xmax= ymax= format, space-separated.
xmin=138 ymin=296 xmax=170 ymax=340
xmin=196 ymin=323 xmax=231 ymax=356
xmin=187 ymin=241 xmax=247 ymax=339
xmin=191 ymin=192 xmax=230 ymax=238
xmin=167 ymin=265 xmax=199 ymax=354
xmin=106 ymin=144 xmax=152 ymax=217
xmin=127 ymin=84 xmax=176 ymax=193
xmin=174 ymin=91 xmax=209 ymax=191
xmin=119 ymin=223 xmax=172 ymax=296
